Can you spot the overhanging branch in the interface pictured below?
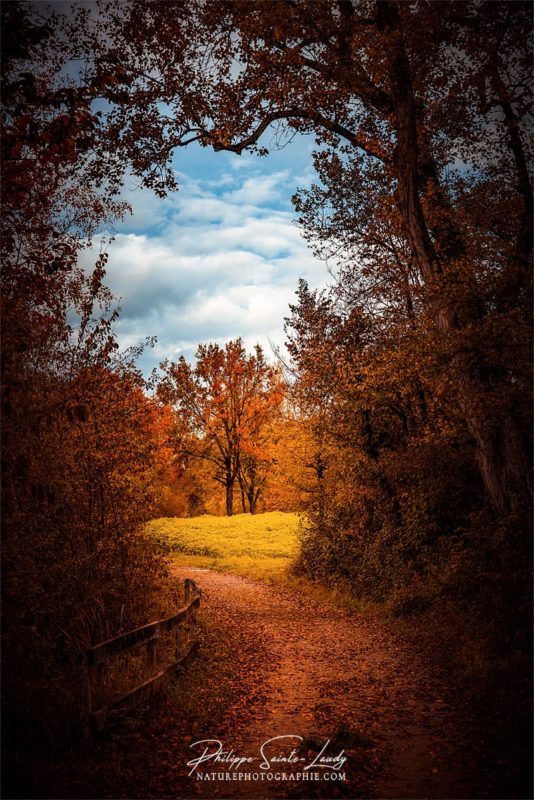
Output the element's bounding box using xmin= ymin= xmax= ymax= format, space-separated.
xmin=201 ymin=108 xmax=390 ymax=164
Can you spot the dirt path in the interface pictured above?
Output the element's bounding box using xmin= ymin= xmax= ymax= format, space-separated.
xmin=172 ymin=568 xmax=473 ymax=800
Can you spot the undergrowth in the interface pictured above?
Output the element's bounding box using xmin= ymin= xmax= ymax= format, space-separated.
xmin=30 ymin=595 xmax=272 ymax=799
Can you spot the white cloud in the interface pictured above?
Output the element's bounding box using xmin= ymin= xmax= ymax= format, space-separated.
xmin=229 ymin=154 xmax=258 ymax=171
xmin=95 ymin=147 xmax=328 ymax=375
xmin=226 ymin=172 xmax=289 ymax=204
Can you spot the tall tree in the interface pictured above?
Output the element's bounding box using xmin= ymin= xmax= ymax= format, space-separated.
xmin=159 ymin=340 xmax=282 ymax=516
xmin=73 ymin=0 xmax=532 ymax=513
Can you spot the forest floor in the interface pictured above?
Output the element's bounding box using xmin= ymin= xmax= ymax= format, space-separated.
xmin=167 ymin=567 xmax=474 ymax=800
xmin=42 ymin=564 xmax=521 ymax=800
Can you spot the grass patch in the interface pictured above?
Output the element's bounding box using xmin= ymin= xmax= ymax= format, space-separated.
xmin=284 ymin=573 xmax=381 ymax=615
xmin=148 ymin=513 xmax=382 ymax=610
xmin=147 ymin=511 xmax=302 ymax=583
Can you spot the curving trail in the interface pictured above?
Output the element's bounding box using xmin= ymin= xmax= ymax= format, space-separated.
xmin=172 ymin=567 xmax=473 ymax=800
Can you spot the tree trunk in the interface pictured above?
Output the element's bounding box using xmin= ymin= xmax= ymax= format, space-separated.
xmin=239 ymin=479 xmax=247 ymax=513
xmin=248 ymin=487 xmax=260 ymax=514
xmin=225 ymin=476 xmax=234 ymax=516
xmin=380 ymin=0 xmax=531 ymax=513
xmin=464 ymin=410 xmax=530 ymax=514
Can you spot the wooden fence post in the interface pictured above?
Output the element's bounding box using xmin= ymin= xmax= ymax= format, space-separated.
xmin=79 ymin=653 xmax=91 ymax=747
xmin=84 ymin=577 xmax=200 ymax=737
xmin=146 ymin=638 xmax=156 ymax=672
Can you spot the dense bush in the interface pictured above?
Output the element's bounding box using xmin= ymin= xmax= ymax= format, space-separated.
xmin=286 ymin=277 xmax=531 ymax=664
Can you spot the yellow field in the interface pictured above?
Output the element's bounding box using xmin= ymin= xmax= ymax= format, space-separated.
xmin=147 ymin=511 xmax=302 ymax=583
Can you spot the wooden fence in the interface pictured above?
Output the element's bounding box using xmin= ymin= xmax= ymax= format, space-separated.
xmin=81 ymin=578 xmax=201 ymax=741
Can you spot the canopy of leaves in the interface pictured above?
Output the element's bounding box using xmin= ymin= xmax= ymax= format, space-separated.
xmin=65 ymin=0 xmax=532 ymax=513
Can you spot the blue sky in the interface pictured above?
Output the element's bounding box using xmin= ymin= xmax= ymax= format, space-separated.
xmin=91 ymin=133 xmax=329 ymax=376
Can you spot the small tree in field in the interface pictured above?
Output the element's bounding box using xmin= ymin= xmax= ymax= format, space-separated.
xmin=159 ymin=340 xmax=282 ymax=516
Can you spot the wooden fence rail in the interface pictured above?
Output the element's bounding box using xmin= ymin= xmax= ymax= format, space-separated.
xmin=81 ymin=578 xmax=201 ymax=741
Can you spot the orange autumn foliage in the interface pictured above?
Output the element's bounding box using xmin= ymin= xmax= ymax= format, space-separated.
xmin=158 ymin=340 xmax=284 ymax=516
xmin=1 ymin=5 xmax=178 ymax=779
